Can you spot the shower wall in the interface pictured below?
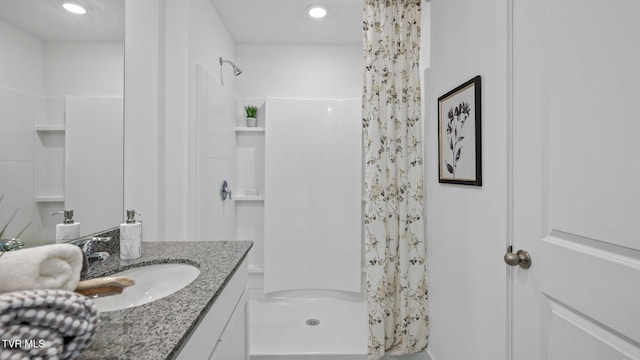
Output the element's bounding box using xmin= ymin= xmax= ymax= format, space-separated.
xmin=234 ymin=44 xmax=363 ymax=284
xmin=194 ymin=65 xmax=236 ymax=241
xmin=264 ymin=98 xmax=362 ymax=294
xmin=65 ymin=96 xmax=123 ymax=236
xmin=1 ymin=18 xmax=124 ymax=241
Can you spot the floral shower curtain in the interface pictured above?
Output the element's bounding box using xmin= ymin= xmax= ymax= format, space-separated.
xmin=362 ymin=0 xmax=428 ymax=359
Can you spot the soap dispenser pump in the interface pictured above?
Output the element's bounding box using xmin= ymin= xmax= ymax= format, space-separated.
xmin=53 ymin=210 xmax=81 ymax=243
xmin=120 ymin=210 xmax=142 ymax=260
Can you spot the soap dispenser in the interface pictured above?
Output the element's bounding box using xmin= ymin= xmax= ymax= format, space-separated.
xmin=120 ymin=210 xmax=142 ymax=260
xmin=53 ymin=210 xmax=81 ymax=243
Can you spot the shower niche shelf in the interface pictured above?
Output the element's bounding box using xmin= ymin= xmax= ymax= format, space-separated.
xmin=34 ymin=119 xmax=66 ymax=228
xmin=34 ymin=195 xmax=65 ymax=203
xmin=35 ymin=125 xmax=65 ymax=132
xmin=234 ymin=195 xmax=264 ymax=202
xmin=235 ymin=127 xmax=264 ymax=133
xmin=234 ymin=98 xmax=266 ymax=272
xmin=235 ymin=119 xmax=265 ymax=204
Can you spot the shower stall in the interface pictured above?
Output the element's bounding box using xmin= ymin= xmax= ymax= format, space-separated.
xmin=249 ymin=97 xmax=366 ymax=359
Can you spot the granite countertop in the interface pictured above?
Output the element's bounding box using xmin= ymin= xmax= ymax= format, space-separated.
xmin=78 ymin=240 xmax=253 ymax=360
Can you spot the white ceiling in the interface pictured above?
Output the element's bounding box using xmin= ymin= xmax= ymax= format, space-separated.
xmin=210 ymin=0 xmax=363 ymax=45
xmin=0 ymin=0 xmax=360 ymax=44
xmin=0 ymin=0 xmax=124 ymax=41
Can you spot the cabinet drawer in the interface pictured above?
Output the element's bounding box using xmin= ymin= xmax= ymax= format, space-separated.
xmin=176 ymin=258 xmax=248 ymax=360
xmin=209 ymin=289 xmax=247 ymax=360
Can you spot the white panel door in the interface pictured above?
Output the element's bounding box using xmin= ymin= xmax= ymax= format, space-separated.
xmin=511 ymin=1 xmax=640 ymax=359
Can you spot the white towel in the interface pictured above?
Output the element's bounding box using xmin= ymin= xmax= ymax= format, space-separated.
xmin=0 ymin=244 xmax=83 ymax=293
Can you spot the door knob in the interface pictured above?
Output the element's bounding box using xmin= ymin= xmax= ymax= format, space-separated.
xmin=504 ymin=247 xmax=531 ymax=269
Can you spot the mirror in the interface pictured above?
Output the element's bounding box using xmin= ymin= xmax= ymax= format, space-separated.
xmin=0 ymin=0 xmax=125 ymax=246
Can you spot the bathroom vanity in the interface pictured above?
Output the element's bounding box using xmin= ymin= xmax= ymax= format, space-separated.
xmin=78 ymin=240 xmax=252 ymax=360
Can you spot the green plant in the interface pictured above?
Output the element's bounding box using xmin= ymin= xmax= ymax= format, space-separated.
xmin=244 ymin=105 xmax=258 ymax=118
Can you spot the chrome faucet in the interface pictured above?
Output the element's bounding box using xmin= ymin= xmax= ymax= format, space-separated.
xmin=0 ymin=238 xmax=24 ymax=252
xmin=69 ymin=237 xmax=111 ymax=263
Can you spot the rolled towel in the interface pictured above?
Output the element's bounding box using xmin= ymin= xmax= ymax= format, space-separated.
xmin=0 ymin=244 xmax=83 ymax=293
xmin=0 ymin=289 xmax=98 ymax=360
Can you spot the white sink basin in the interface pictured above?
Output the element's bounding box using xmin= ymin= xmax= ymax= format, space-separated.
xmin=91 ymin=263 xmax=200 ymax=312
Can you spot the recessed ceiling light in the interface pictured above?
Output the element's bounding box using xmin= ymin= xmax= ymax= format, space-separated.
xmin=63 ymin=2 xmax=87 ymax=15
xmin=308 ymin=5 xmax=327 ymax=19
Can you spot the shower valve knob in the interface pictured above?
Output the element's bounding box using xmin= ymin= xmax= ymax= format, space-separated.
xmin=220 ymin=180 xmax=232 ymax=201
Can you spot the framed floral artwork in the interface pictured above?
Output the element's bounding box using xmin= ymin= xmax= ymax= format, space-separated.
xmin=438 ymin=76 xmax=482 ymax=186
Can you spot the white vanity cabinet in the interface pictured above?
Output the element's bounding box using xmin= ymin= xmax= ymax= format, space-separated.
xmin=177 ymin=259 xmax=248 ymax=360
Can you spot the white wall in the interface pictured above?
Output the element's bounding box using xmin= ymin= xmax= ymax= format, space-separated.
xmin=0 ymin=20 xmax=43 ymax=242
xmin=161 ymin=0 xmax=190 ymax=241
xmin=45 ymin=41 xmax=124 ymax=96
xmin=425 ymin=0 xmax=508 ymax=359
xmin=236 ymin=44 xmax=363 ymax=99
xmin=125 ymin=0 xmax=237 ymax=241
xmin=0 ymin=19 xmax=45 ymax=95
xmin=124 ymin=0 xmax=161 ymax=241
xmin=0 ymin=88 xmax=35 ymax=241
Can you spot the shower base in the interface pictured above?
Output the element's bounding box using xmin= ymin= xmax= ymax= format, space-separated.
xmin=249 ymin=296 xmax=367 ymax=360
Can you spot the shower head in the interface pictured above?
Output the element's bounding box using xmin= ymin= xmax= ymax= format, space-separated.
xmin=219 ymin=57 xmax=242 ymax=76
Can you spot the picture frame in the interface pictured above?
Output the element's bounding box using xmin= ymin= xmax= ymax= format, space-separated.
xmin=438 ymin=76 xmax=482 ymax=186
